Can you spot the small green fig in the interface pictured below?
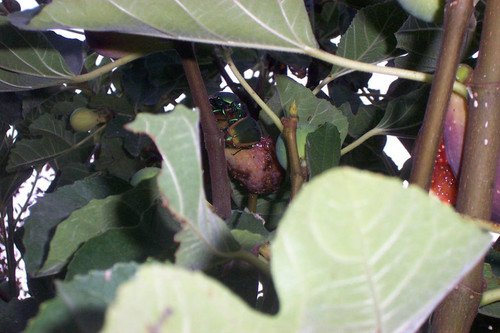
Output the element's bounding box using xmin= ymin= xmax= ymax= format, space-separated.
xmin=455 ymin=64 xmax=473 ymax=83
xmin=397 ymin=0 xmax=445 ymax=23
xmin=69 ymin=107 xmax=106 ymax=132
xmin=130 ymin=167 xmax=161 ymax=186
xmin=275 ymin=123 xmax=316 ymax=169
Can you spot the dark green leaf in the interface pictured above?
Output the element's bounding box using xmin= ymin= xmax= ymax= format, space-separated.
xmin=24 ymin=263 xmax=138 ymax=333
xmin=306 ymin=123 xmax=341 ymax=178
xmin=330 ymin=1 xmax=407 ymax=76
xmin=22 ymin=176 xmax=130 ymax=274
xmin=395 ymin=18 xmax=443 ymax=72
xmin=37 ymin=181 xmax=161 ymax=276
xmin=66 ymin=204 xmax=177 ymax=280
xmin=7 ymin=113 xmax=91 ymax=171
xmin=376 ymin=84 xmax=430 ymax=136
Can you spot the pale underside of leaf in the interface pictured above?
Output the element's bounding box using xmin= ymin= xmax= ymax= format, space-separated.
xmin=126 ymin=107 xmax=240 ymax=269
xmin=272 ymin=168 xmax=491 ymax=333
xmin=10 ymin=0 xmax=317 ymax=54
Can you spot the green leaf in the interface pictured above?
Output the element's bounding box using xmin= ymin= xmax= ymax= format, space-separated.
xmin=10 ymin=0 xmax=317 ymax=53
xmin=0 ymin=17 xmax=74 ymax=77
xmin=395 ymin=18 xmax=443 ymax=72
xmin=37 ymin=183 xmax=159 ymax=276
xmin=306 ymin=123 xmax=341 ymax=178
xmin=24 ymin=263 xmax=138 ymax=333
xmin=7 ymin=113 xmax=90 ymax=171
xmin=102 ymin=263 xmax=283 ymax=333
xmin=330 ymin=1 xmax=407 ymax=76
xmin=272 ymin=168 xmax=490 ymax=332
xmin=376 ymin=84 xmax=430 ymax=136
xmin=126 ymin=106 xmax=240 ymax=269
xmin=100 ymin=168 xmax=491 ymax=332
xmin=275 ymin=75 xmax=348 ymax=142
xmin=65 ymin=204 xmax=177 ymax=280
xmin=340 ymin=103 xmax=384 ymax=139
xmin=0 ymin=298 xmax=39 ymax=333
xmin=23 ymin=176 xmax=130 ymax=274
xmin=0 ymin=17 xmax=75 ymax=91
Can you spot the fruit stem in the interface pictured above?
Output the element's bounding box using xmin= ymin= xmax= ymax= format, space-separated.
xmin=282 ymin=101 xmax=305 ymax=199
xmin=409 ymin=1 xmax=474 ymax=192
xmin=304 ymin=48 xmax=468 ymax=99
xmin=222 ymin=48 xmax=284 ymax=132
xmin=176 ymin=42 xmax=232 ymax=220
xmin=247 ymin=193 xmax=258 ymax=213
xmin=480 ymin=288 xmax=500 ymax=307
xmin=70 ymin=52 xmax=145 ymax=84
xmin=232 ymin=249 xmax=271 ymax=278
xmin=340 ymin=127 xmax=385 ymax=156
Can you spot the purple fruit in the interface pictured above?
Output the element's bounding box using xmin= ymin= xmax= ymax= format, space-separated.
xmin=443 ymin=92 xmax=500 ymax=221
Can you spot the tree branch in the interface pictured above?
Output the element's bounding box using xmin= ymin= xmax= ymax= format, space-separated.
xmin=176 ymin=42 xmax=232 ymax=220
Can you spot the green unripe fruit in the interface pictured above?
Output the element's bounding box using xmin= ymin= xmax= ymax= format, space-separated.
xmin=397 ymin=0 xmax=445 ymax=23
xmin=275 ymin=123 xmax=316 ymax=169
xmin=69 ymin=108 xmax=106 ymax=132
xmin=455 ymin=64 xmax=473 ymax=83
xmin=130 ymin=167 xmax=161 ymax=186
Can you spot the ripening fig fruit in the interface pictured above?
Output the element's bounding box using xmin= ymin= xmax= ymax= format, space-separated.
xmin=430 ymin=138 xmax=458 ymax=205
xmin=443 ymin=79 xmax=500 ymax=221
xmin=397 ymin=0 xmax=445 ymax=23
xmin=275 ymin=123 xmax=316 ymax=169
xmin=84 ymin=31 xmax=171 ymax=59
xmin=69 ymin=107 xmax=107 ymax=132
xmin=225 ymin=136 xmax=284 ymax=194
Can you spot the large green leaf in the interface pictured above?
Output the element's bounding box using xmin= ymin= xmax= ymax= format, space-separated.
xmin=22 ymin=176 xmax=130 ymax=274
xmin=330 ymin=1 xmax=407 ymax=76
xmin=100 ymin=168 xmax=491 ymax=332
xmin=126 ymin=106 xmax=241 ymax=269
xmin=24 ymin=263 xmax=138 ymax=333
xmin=10 ymin=0 xmax=317 ymax=53
xmin=0 ymin=17 xmax=75 ymax=91
xmin=37 ymin=183 xmax=159 ymax=276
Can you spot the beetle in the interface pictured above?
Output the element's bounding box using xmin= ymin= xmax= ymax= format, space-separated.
xmin=209 ymin=92 xmax=247 ymax=129
xmin=224 ymin=116 xmax=262 ymax=148
xmin=209 ymin=91 xmax=263 ymax=150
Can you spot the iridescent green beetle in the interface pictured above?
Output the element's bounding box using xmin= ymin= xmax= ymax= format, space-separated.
xmin=209 ymin=92 xmax=247 ymax=129
xmin=224 ymin=116 xmax=262 ymax=148
xmin=209 ymin=92 xmax=262 ymax=148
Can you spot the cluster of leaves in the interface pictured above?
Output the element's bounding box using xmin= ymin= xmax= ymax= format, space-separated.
xmin=0 ymin=0 xmax=497 ymax=332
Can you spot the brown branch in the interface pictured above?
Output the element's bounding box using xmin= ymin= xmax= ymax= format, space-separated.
xmin=175 ymin=42 xmax=232 ymax=220
xmin=409 ymin=0 xmax=474 ymax=191
xmin=431 ymin=1 xmax=500 ymax=332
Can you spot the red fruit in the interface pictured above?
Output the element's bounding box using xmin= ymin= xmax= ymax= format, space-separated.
xmin=429 ymin=138 xmax=458 ymax=205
